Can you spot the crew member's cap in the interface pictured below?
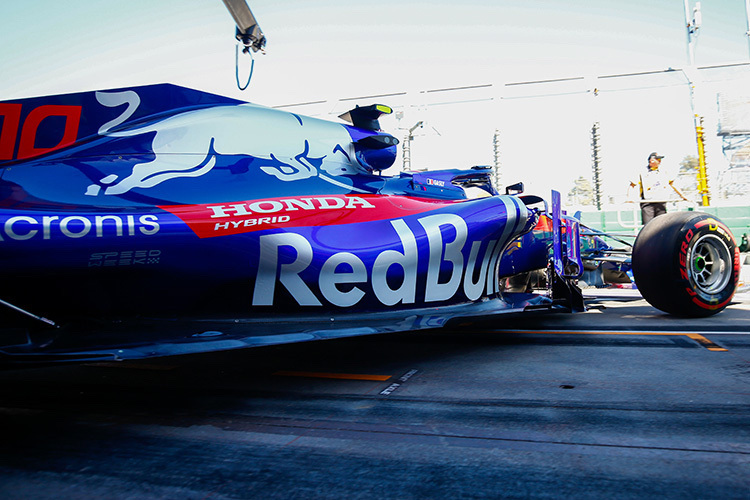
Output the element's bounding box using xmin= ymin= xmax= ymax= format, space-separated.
xmin=648 ymin=152 xmax=664 ymax=161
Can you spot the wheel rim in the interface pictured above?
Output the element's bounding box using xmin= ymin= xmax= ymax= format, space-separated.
xmin=688 ymin=234 xmax=732 ymax=294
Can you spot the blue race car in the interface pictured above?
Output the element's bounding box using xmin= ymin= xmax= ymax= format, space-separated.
xmin=0 ymin=84 xmax=740 ymax=364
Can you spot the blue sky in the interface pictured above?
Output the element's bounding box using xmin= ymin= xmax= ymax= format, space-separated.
xmin=3 ymin=1 xmax=746 ymax=101
xmin=2 ymin=1 xmax=750 ymax=202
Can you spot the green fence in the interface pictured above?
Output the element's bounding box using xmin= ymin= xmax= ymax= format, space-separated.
xmin=576 ymin=205 xmax=750 ymax=242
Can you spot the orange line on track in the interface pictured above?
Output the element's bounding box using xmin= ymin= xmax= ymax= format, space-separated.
xmin=501 ymin=330 xmax=683 ymax=336
xmin=686 ymin=334 xmax=728 ymax=352
xmin=486 ymin=330 xmax=729 ymax=351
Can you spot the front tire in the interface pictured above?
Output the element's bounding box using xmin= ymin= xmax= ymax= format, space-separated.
xmin=632 ymin=212 xmax=740 ymax=317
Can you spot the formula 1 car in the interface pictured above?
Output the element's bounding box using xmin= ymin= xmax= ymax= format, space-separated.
xmin=0 ymin=84 xmax=741 ymax=364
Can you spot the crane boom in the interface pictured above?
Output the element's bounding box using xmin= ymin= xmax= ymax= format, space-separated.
xmin=222 ymin=0 xmax=266 ymax=53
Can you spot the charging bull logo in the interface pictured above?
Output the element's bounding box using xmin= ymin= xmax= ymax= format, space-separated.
xmin=86 ymin=91 xmax=364 ymax=196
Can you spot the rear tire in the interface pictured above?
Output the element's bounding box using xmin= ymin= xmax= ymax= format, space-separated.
xmin=632 ymin=212 xmax=740 ymax=317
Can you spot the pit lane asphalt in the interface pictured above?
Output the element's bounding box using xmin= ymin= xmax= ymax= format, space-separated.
xmin=0 ymin=283 xmax=748 ymax=499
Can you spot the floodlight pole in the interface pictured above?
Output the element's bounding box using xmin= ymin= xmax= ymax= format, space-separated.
xmin=684 ymin=0 xmax=699 ymax=66
xmin=684 ymin=0 xmax=710 ymax=206
xmin=402 ymin=121 xmax=423 ymax=171
xmin=492 ymin=129 xmax=501 ymax=189
xmin=591 ymin=122 xmax=602 ymax=210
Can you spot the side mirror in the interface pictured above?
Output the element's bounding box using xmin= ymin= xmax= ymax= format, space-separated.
xmin=505 ymin=182 xmax=524 ymax=195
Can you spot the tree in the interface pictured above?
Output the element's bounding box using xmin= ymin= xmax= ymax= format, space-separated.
xmin=567 ymin=176 xmax=594 ymax=206
xmin=675 ymin=155 xmax=699 ymax=201
xmin=679 ymin=155 xmax=699 ymax=173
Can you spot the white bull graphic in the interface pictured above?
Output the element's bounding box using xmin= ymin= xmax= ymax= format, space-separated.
xmin=86 ymin=91 xmax=364 ymax=196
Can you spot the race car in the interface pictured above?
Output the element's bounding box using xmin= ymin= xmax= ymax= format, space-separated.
xmin=0 ymin=84 xmax=741 ymax=364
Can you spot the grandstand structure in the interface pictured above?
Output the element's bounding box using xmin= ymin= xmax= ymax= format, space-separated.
xmin=717 ymin=92 xmax=750 ymax=202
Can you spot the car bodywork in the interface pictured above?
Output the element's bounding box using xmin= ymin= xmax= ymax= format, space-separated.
xmin=0 ymin=84 xmax=729 ymax=364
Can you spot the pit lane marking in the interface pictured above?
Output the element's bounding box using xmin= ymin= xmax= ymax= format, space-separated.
xmin=685 ymin=334 xmax=728 ymax=352
xmin=492 ymin=330 xmax=729 ymax=352
xmin=380 ymin=369 xmax=419 ymax=396
xmin=273 ymin=371 xmax=392 ymax=381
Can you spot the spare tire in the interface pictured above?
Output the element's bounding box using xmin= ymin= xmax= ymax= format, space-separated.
xmin=632 ymin=211 xmax=740 ymax=317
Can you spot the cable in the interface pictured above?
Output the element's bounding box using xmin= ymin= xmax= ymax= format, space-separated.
xmin=235 ymin=43 xmax=255 ymax=91
xmin=275 ymin=62 xmax=750 ymax=109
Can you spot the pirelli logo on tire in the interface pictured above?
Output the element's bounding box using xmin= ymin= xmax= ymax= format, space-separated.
xmin=633 ymin=212 xmax=739 ymax=318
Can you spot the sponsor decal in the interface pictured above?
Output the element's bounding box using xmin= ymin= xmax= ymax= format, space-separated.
xmin=88 ymin=250 xmax=162 ymax=267
xmin=678 ymin=228 xmax=694 ymax=280
xmin=159 ymin=194 xmax=455 ymax=238
xmin=0 ymin=103 xmax=82 ymax=160
xmin=251 ymin=212 xmax=513 ymax=308
xmin=86 ymin=91 xmax=366 ymax=196
xmin=681 ymin=218 xmax=739 ymax=310
xmin=694 ymin=218 xmax=737 ymax=244
xmin=0 ymin=214 xmax=160 ymax=242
